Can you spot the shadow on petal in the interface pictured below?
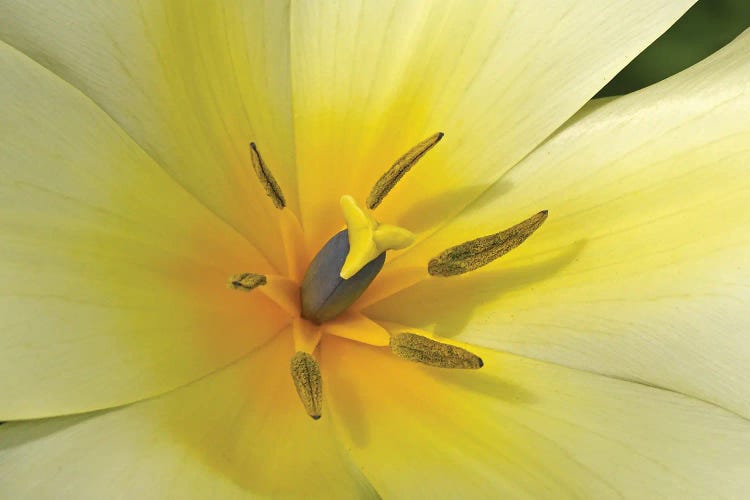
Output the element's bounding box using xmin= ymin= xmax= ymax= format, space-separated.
xmin=430 ymin=367 xmax=538 ymax=406
xmin=156 ymin=333 xmax=371 ymax=496
xmin=434 ymin=239 xmax=587 ymax=338
xmin=319 ymin=341 xmax=371 ymax=448
xmin=394 ymin=181 xmax=512 ymax=234
xmin=0 ymin=413 xmax=95 ymax=452
xmin=366 ymin=239 xmax=586 ymax=338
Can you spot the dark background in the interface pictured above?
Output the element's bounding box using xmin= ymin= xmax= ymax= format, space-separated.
xmin=598 ymin=0 xmax=750 ymax=97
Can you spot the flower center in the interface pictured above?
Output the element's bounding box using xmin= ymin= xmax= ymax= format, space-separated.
xmin=300 ymin=195 xmax=414 ymax=324
xmin=229 ymin=135 xmax=548 ymax=419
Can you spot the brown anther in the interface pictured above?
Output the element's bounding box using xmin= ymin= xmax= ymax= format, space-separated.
xmin=367 ymin=132 xmax=444 ymax=210
xmin=428 ymin=210 xmax=548 ymax=277
xmin=290 ymin=351 xmax=323 ymax=419
xmin=390 ymin=333 xmax=483 ymax=369
xmin=228 ymin=272 xmax=267 ymax=291
xmin=249 ymin=142 xmax=286 ymax=209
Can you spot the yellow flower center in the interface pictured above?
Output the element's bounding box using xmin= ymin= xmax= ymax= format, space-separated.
xmin=230 ymin=135 xmax=547 ymax=419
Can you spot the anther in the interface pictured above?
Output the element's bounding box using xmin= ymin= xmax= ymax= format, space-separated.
xmin=390 ymin=333 xmax=483 ymax=369
xmin=428 ymin=210 xmax=548 ymax=277
xmin=290 ymin=351 xmax=323 ymax=419
xmin=249 ymin=142 xmax=286 ymax=209
xmin=228 ymin=272 xmax=267 ymax=291
xmin=367 ymin=132 xmax=444 ymax=210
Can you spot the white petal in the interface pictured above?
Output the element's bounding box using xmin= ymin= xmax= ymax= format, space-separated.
xmin=289 ymin=0 xmax=695 ymax=249
xmin=369 ymin=30 xmax=750 ymax=417
xmin=0 ymin=334 xmax=377 ymax=499
xmin=0 ymin=41 xmax=286 ymax=419
xmin=323 ymin=336 xmax=750 ymax=498
xmin=0 ymin=0 xmax=297 ymax=269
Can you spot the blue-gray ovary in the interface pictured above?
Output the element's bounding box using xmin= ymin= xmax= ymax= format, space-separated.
xmin=300 ymin=230 xmax=385 ymax=324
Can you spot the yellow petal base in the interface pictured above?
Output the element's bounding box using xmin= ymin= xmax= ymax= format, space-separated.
xmin=321 ymin=311 xmax=391 ymax=347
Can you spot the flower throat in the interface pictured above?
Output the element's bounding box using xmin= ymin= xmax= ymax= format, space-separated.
xmin=229 ymin=133 xmax=547 ymax=419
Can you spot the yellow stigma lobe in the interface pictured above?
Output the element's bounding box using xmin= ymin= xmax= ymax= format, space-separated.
xmin=339 ymin=195 xmax=415 ymax=279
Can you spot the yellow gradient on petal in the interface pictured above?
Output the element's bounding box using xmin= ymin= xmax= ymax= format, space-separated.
xmin=320 ymin=335 xmax=750 ymax=498
xmin=340 ymin=195 xmax=414 ymax=279
xmin=322 ymin=312 xmax=391 ymax=347
xmin=367 ymin=30 xmax=750 ymax=419
xmin=278 ymin=209 xmax=309 ymax=282
xmin=0 ymin=1 xmax=298 ymax=270
xmin=355 ymin=266 xmax=429 ymax=311
xmin=0 ymin=41 xmax=287 ymax=419
xmin=0 ymin=334 xmax=378 ymax=498
xmin=292 ymin=319 xmax=323 ymax=354
xmin=290 ymin=0 xmax=695 ymax=249
xmin=260 ymin=276 xmax=301 ymax=317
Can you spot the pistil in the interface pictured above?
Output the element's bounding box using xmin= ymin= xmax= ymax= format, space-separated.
xmin=300 ymin=196 xmax=415 ymax=323
xmin=300 ymin=229 xmax=386 ymax=324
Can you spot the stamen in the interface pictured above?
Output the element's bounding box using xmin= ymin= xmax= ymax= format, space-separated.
xmin=428 ymin=210 xmax=548 ymax=277
xmin=228 ymin=272 xmax=267 ymax=291
xmin=249 ymin=142 xmax=286 ymax=209
xmin=290 ymin=351 xmax=323 ymax=420
xmin=367 ymin=132 xmax=444 ymax=210
xmin=390 ymin=333 xmax=483 ymax=369
xmin=293 ymin=318 xmax=323 ymax=354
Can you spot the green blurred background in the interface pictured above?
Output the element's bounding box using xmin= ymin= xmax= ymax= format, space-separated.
xmin=598 ymin=0 xmax=750 ymax=97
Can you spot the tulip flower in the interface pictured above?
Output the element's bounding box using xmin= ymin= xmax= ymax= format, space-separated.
xmin=1 ymin=1 xmax=748 ymax=497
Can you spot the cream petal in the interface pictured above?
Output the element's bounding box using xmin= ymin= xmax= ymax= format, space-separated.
xmin=0 ymin=41 xmax=287 ymax=419
xmin=0 ymin=334 xmax=378 ymax=499
xmin=289 ymin=0 xmax=695 ymax=250
xmin=368 ymin=30 xmax=750 ymax=417
xmin=323 ymin=336 xmax=750 ymax=498
xmin=0 ymin=0 xmax=296 ymax=270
